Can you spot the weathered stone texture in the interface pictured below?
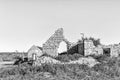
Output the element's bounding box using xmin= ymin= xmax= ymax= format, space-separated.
xmin=28 ymin=28 xmax=120 ymax=59
xmin=27 ymin=45 xmax=43 ymax=60
xmin=42 ymin=28 xmax=65 ymax=56
xmin=34 ymin=56 xmax=99 ymax=67
xmin=111 ymin=45 xmax=120 ymax=57
xmin=84 ymin=40 xmax=103 ymax=56
xmin=85 ymin=40 xmax=95 ymax=56
xmin=34 ymin=56 xmax=61 ymax=65
xmin=95 ymin=45 xmax=103 ymax=55
xmin=102 ymin=44 xmax=120 ymax=57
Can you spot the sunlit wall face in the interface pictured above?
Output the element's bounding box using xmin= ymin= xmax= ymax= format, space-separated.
xmin=0 ymin=0 xmax=120 ymax=52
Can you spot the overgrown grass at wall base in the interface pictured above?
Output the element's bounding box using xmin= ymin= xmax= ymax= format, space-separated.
xmin=55 ymin=53 xmax=83 ymax=62
xmin=0 ymin=57 xmax=120 ymax=80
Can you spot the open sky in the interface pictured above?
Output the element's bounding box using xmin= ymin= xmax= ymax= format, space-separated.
xmin=0 ymin=0 xmax=120 ymax=52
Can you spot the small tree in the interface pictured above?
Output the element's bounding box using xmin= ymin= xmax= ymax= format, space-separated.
xmin=88 ymin=37 xmax=101 ymax=46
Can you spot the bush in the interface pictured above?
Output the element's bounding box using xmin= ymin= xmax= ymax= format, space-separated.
xmin=56 ymin=53 xmax=83 ymax=62
xmin=55 ymin=54 xmax=70 ymax=62
xmin=92 ymin=57 xmax=120 ymax=78
xmin=78 ymin=37 xmax=101 ymax=47
xmin=0 ymin=56 xmax=120 ymax=80
xmin=89 ymin=54 xmax=110 ymax=63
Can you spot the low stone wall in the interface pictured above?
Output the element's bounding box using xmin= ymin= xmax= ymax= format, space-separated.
xmin=34 ymin=56 xmax=99 ymax=67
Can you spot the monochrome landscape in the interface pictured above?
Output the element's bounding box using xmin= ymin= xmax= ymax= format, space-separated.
xmin=0 ymin=28 xmax=119 ymax=80
xmin=0 ymin=0 xmax=120 ymax=80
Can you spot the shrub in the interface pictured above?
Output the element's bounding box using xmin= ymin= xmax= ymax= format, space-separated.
xmin=92 ymin=56 xmax=120 ymax=78
xmin=55 ymin=54 xmax=70 ymax=62
xmin=78 ymin=37 xmax=101 ymax=47
xmin=56 ymin=53 xmax=83 ymax=62
xmin=90 ymin=54 xmax=110 ymax=63
xmin=0 ymin=57 xmax=120 ymax=80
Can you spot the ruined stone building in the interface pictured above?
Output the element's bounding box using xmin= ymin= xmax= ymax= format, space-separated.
xmin=84 ymin=40 xmax=120 ymax=57
xmin=27 ymin=28 xmax=120 ymax=60
xmin=42 ymin=28 xmax=73 ymax=56
xmin=102 ymin=44 xmax=120 ymax=57
xmin=27 ymin=45 xmax=43 ymax=60
xmin=84 ymin=40 xmax=103 ymax=56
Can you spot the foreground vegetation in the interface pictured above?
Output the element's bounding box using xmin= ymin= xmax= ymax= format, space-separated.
xmin=0 ymin=56 xmax=120 ymax=80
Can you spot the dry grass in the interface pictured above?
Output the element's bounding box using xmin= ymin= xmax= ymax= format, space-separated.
xmin=0 ymin=56 xmax=120 ymax=80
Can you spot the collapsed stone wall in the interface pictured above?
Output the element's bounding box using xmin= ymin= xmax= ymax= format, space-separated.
xmin=111 ymin=45 xmax=119 ymax=57
xmin=27 ymin=45 xmax=43 ymax=59
xmin=42 ymin=28 xmax=72 ymax=56
xmin=42 ymin=28 xmax=105 ymax=57
xmin=27 ymin=28 xmax=78 ymax=58
xmin=34 ymin=56 xmax=99 ymax=67
xmin=29 ymin=28 xmax=120 ymax=58
xmin=102 ymin=44 xmax=120 ymax=57
xmin=85 ymin=40 xmax=120 ymax=57
xmin=84 ymin=40 xmax=103 ymax=56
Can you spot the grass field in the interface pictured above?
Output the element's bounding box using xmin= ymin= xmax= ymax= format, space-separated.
xmin=0 ymin=55 xmax=120 ymax=80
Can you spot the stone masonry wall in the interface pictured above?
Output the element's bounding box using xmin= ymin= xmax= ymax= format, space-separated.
xmin=84 ymin=40 xmax=95 ymax=56
xmin=102 ymin=44 xmax=120 ymax=57
xmin=42 ymin=28 xmax=65 ymax=56
xmin=41 ymin=28 xmax=120 ymax=57
xmin=84 ymin=40 xmax=103 ymax=56
xmin=27 ymin=45 xmax=43 ymax=59
xmin=111 ymin=45 xmax=119 ymax=57
xmin=85 ymin=40 xmax=120 ymax=57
